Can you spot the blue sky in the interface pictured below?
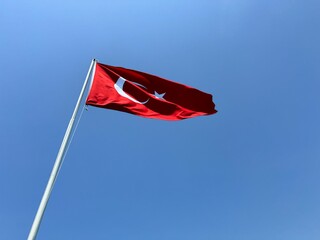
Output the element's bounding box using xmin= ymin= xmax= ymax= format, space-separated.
xmin=1 ymin=0 xmax=320 ymax=239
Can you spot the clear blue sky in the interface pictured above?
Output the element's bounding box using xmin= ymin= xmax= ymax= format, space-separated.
xmin=1 ymin=0 xmax=320 ymax=239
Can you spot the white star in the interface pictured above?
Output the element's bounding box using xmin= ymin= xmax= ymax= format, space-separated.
xmin=154 ymin=91 xmax=166 ymax=100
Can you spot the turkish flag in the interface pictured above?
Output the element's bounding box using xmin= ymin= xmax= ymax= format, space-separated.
xmin=86 ymin=62 xmax=217 ymax=120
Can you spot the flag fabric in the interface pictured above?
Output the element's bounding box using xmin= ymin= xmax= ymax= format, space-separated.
xmin=86 ymin=62 xmax=217 ymax=120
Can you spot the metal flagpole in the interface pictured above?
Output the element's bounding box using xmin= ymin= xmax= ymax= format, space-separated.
xmin=27 ymin=59 xmax=96 ymax=240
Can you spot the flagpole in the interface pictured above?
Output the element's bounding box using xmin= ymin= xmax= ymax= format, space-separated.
xmin=27 ymin=59 xmax=96 ymax=240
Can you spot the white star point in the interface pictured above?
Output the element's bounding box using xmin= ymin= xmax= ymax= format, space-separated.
xmin=154 ymin=91 xmax=166 ymax=100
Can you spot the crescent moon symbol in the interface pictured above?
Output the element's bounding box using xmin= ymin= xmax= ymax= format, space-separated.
xmin=114 ymin=77 xmax=149 ymax=104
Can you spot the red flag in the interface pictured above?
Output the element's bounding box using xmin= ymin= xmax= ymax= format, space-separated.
xmin=86 ymin=62 xmax=217 ymax=120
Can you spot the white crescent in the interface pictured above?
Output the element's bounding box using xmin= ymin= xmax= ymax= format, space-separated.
xmin=114 ymin=77 xmax=149 ymax=104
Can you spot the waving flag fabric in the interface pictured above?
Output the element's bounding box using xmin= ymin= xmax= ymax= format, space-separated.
xmin=86 ymin=62 xmax=217 ymax=120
